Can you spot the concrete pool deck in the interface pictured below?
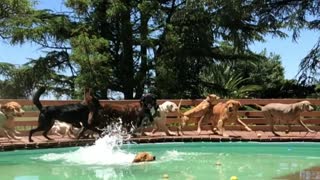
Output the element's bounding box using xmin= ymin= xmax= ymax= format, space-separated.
xmin=1 ymin=130 xmax=320 ymax=151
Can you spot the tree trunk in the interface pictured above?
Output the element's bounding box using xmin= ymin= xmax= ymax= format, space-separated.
xmin=135 ymin=10 xmax=149 ymax=99
xmin=120 ymin=3 xmax=134 ymax=99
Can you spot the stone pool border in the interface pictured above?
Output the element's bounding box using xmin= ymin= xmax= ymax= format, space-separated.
xmin=1 ymin=131 xmax=320 ymax=151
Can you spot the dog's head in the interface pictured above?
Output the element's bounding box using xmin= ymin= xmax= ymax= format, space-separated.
xmin=84 ymin=88 xmax=101 ymax=109
xmin=160 ymin=101 xmax=179 ymax=113
xmin=0 ymin=101 xmax=25 ymax=117
xmin=83 ymin=88 xmax=105 ymax=127
xmin=132 ymin=152 xmax=156 ymax=163
xmin=206 ymin=94 xmax=220 ymax=104
xmin=225 ymin=100 xmax=241 ymax=113
xmin=140 ymin=93 xmax=158 ymax=111
xmin=298 ymin=101 xmax=314 ymax=112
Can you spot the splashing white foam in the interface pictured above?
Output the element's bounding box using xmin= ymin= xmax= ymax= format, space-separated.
xmin=40 ymin=135 xmax=135 ymax=165
xmin=38 ymin=120 xmax=136 ymax=166
xmin=39 ymin=134 xmax=135 ymax=165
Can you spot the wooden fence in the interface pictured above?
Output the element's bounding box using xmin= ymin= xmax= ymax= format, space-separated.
xmin=1 ymin=99 xmax=320 ymax=135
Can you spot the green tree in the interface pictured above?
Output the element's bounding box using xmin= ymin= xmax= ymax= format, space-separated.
xmin=0 ymin=62 xmax=35 ymax=98
xmin=200 ymin=64 xmax=262 ymax=98
xmin=0 ymin=0 xmax=35 ymax=39
xmin=1 ymin=0 xmax=319 ymax=99
xmin=233 ymin=51 xmax=286 ymax=98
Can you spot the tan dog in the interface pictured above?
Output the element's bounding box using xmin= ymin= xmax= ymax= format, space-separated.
xmin=178 ymin=94 xmax=220 ymax=135
xmin=211 ymin=100 xmax=252 ymax=137
xmin=0 ymin=101 xmax=25 ymax=140
xmin=132 ymin=152 xmax=156 ymax=163
xmin=256 ymin=100 xmax=315 ymax=136
xmin=150 ymin=101 xmax=179 ymax=136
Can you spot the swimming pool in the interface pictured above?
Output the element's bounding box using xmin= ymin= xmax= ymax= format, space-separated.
xmin=0 ymin=136 xmax=319 ymax=180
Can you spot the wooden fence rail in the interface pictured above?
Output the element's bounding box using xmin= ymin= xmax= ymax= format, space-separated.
xmin=1 ymin=98 xmax=320 ymax=135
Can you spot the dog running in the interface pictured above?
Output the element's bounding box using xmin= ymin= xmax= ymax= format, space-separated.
xmin=29 ymin=87 xmax=103 ymax=142
xmin=255 ymin=100 xmax=315 ymax=136
xmin=131 ymin=93 xmax=159 ymax=136
xmin=0 ymin=101 xmax=25 ymax=140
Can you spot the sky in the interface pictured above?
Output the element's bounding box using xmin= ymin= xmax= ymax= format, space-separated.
xmin=0 ymin=1 xmax=319 ymax=80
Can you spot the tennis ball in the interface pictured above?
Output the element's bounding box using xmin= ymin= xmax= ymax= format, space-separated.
xmin=230 ymin=176 xmax=238 ymax=180
xmin=163 ymin=174 xmax=169 ymax=179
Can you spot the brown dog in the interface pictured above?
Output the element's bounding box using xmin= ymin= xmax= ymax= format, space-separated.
xmin=132 ymin=152 xmax=156 ymax=163
xmin=211 ymin=100 xmax=252 ymax=137
xmin=256 ymin=100 xmax=315 ymax=136
xmin=0 ymin=101 xmax=25 ymax=140
xmin=178 ymin=94 xmax=220 ymax=135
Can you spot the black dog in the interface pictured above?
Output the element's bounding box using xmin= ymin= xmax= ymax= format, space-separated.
xmin=29 ymin=87 xmax=103 ymax=142
xmin=132 ymin=93 xmax=159 ymax=135
xmin=87 ymin=93 xmax=158 ymax=137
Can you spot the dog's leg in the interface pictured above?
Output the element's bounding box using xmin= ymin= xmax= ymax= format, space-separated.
xmin=43 ymin=130 xmax=53 ymax=141
xmin=264 ymin=112 xmax=280 ymax=136
xmin=178 ymin=116 xmax=188 ymax=136
xmin=162 ymin=119 xmax=177 ymax=136
xmin=77 ymin=128 xmax=87 ymax=139
xmin=177 ymin=124 xmax=183 ymax=136
xmin=14 ymin=130 xmax=21 ymax=135
xmin=29 ymin=114 xmax=51 ymax=142
xmin=197 ymin=116 xmax=205 ymax=135
xmin=236 ymin=118 xmax=252 ymax=132
xmin=178 ymin=123 xmax=185 ymax=136
xmin=151 ymin=124 xmax=159 ymax=135
xmin=2 ymin=129 xmax=12 ymax=139
xmin=88 ymin=126 xmax=103 ymax=138
xmin=140 ymin=127 xmax=147 ymax=136
xmin=217 ymin=119 xmax=227 ymax=137
xmin=66 ymin=127 xmax=74 ymax=138
xmin=4 ymin=128 xmax=21 ymax=140
xmin=29 ymin=126 xmax=45 ymax=142
xmin=72 ymin=126 xmax=83 ymax=138
xmin=42 ymin=120 xmax=55 ymax=141
xmin=158 ymin=121 xmax=176 ymax=136
xmin=165 ymin=129 xmax=176 ymax=136
xmin=52 ymin=128 xmax=63 ymax=137
xmin=286 ymin=123 xmax=291 ymax=134
xmin=298 ymin=118 xmax=315 ymax=133
xmin=8 ymin=130 xmax=21 ymax=140
xmin=270 ymin=119 xmax=280 ymax=136
xmin=61 ymin=126 xmax=71 ymax=138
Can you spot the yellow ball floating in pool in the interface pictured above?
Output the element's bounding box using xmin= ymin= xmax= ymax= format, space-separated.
xmin=230 ymin=176 xmax=238 ymax=180
xmin=162 ymin=174 xmax=169 ymax=179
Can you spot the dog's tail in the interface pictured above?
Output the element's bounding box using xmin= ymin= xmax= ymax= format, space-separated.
xmin=178 ymin=99 xmax=182 ymax=116
xmin=33 ymin=87 xmax=46 ymax=110
xmin=253 ymin=103 xmax=263 ymax=110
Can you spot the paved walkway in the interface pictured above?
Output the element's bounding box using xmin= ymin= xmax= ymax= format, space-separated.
xmin=1 ymin=131 xmax=320 ymax=151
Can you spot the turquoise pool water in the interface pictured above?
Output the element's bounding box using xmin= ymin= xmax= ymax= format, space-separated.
xmin=0 ymin=138 xmax=319 ymax=180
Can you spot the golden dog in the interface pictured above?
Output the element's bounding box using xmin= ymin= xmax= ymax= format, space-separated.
xmin=178 ymin=94 xmax=220 ymax=135
xmin=256 ymin=100 xmax=315 ymax=136
xmin=132 ymin=152 xmax=156 ymax=163
xmin=0 ymin=101 xmax=25 ymax=140
xmin=211 ymin=100 xmax=252 ymax=137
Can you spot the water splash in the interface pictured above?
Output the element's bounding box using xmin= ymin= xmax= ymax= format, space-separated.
xmin=38 ymin=119 xmax=136 ymax=166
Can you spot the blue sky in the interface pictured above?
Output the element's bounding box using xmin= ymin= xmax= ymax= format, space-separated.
xmin=0 ymin=1 xmax=318 ymax=80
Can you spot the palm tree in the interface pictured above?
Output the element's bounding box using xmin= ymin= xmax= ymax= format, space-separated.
xmin=200 ymin=64 xmax=262 ymax=98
